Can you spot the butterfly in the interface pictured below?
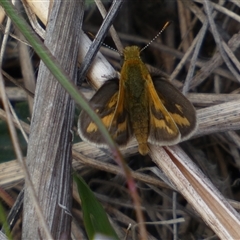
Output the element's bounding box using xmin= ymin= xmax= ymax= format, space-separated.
xmin=78 ymin=46 xmax=197 ymax=155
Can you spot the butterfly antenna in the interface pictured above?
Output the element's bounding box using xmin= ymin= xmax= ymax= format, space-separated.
xmin=140 ymin=21 xmax=171 ymax=53
xmin=102 ymin=42 xmax=119 ymax=53
xmin=87 ymin=31 xmax=119 ymax=54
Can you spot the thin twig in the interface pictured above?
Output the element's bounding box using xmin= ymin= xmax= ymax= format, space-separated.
xmin=78 ymin=0 xmax=124 ymax=80
xmin=182 ymin=20 xmax=208 ymax=94
xmin=203 ymin=0 xmax=240 ymax=82
xmin=95 ymin=0 xmax=123 ymax=53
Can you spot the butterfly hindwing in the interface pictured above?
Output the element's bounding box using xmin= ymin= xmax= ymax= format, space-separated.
xmin=110 ymin=78 xmax=133 ymax=146
xmin=152 ymin=76 xmax=197 ymax=141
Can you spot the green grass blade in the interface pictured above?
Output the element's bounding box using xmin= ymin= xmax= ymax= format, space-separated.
xmin=73 ymin=173 xmax=119 ymax=240
xmin=0 ymin=202 xmax=13 ymax=240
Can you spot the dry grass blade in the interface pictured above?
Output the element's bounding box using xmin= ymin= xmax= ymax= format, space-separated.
xmin=196 ymin=99 xmax=240 ymax=137
xmin=13 ymin=0 xmax=84 ymax=239
xmin=203 ymin=0 xmax=240 ymax=82
xmin=190 ymin=30 xmax=240 ymax=88
xmin=182 ymin=20 xmax=208 ymax=94
xmin=150 ymin=145 xmax=240 ymax=239
xmin=0 ymin=7 xmax=53 ymax=239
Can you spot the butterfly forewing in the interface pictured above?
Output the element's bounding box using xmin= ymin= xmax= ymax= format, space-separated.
xmin=147 ymin=78 xmax=181 ymax=145
xmin=152 ymin=76 xmax=197 ymax=140
xmin=78 ymin=79 xmax=133 ymax=148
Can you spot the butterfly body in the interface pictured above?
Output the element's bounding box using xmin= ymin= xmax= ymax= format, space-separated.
xmin=78 ymin=46 xmax=197 ymax=155
xmin=121 ymin=46 xmax=152 ymax=154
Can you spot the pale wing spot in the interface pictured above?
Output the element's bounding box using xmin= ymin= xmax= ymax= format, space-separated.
xmin=86 ymin=114 xmax=114 ymax=133
xmin=175 ymin=104 xmax=183 ymax=113
xmin=112 ymin=119 xmax=127 ymax=139
xmin=151 ymin=116 xmax=176 ymax=135
xmin=117 ymin=119 xmax=127 ymax=132
xmin=171 ymin=113 xmax=190 ymax=126
xmin=107 ymin=92 xmax=118 ymax=108
xmin=102 ymin=115 xmax=114 ymax=128
xmin=87 ymin=122 xmax=98 ymax=133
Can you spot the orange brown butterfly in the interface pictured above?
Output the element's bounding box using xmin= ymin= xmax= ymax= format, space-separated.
xmin=78 ymin=29 xmax=197 ymax=155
